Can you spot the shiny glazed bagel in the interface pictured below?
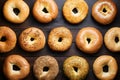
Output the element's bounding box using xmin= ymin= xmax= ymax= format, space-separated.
xmin=33 ymin=0 xmax=58 ymax=23
xmin=76 ymin=27 xmax=103 ymax=54
xmin=92 ymin=0 xmax=117 ymax=25
xmin=0 ymin=26 xmax=17 ymax=53
xmin=48 ymin=27 xmax=73 ymax=51
xmin=93 ymin=55 xmax=118 ymax=80
xmin=3 ymin=0 xmax=30 ymax=23
xmin=63 ymin=0 xmax=88 ymax=24
xmin=3 ymin=54 xmax=30 ymax=80
xmin=33 ymin=55 xmax=59 ymax=80
xmin=63 ymin=56 xmax=89 ymax=80
xmin=104 ymin=27 xmax=120 ymax=52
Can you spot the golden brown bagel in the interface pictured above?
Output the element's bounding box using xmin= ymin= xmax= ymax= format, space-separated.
xmin=3 ymin=0 xmax=29 ymax=23
xmin=104 ymin=27 xmax=120 ymax=52
xmin=76 ymin=27 xmax=103 ymax=54
xmin=19 ymin=27 xmax=46 ymax=52
xmin=92 ymin=0 xmax=117 ymax=25
xmin=0 ymin=26 xmax=16 ymax=53
xmin=3 ymin=54 xmax=30 ymax=80
xmin=48 ymin=27 xmax=72 ymax=51
xmin=33 ymin=0 xmax=58 ymax=23
xmin=93 ymin=55 xmax=118 ymax=80
xmin=63 ymin=0 xmax=88 ymax=24
xmin=63 ymin=56 xmax=89 ymax=80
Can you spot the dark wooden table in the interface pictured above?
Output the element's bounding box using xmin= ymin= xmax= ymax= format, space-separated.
xmin=0 ymin=0 xmax=120 ymax=80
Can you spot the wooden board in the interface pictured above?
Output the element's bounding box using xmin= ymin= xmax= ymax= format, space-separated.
xmin=0 ymin=0 xmax=120 ymax=80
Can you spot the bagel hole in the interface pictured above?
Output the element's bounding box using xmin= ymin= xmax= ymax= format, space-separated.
xmin=42 ymin=7 xmax=48 ymax=13
xmin=86 ymin=38 xmax=91 ymax=44
xmin=73 ymin=67 xmax=78 ymax=72
xmin=58 ymin=37 xmax=63 ymax=42
xmin=0 ymin=36 xmax=6 ymax=42
xmin=13 ymin=64 xmax=20 ymax=71
xmin=115 ymin=36 xmax=119 ymax=43
xmin=30 ymin=38 xmax=34 ymax=41
xmin=103 ymin=65 xmax=108 ymax=72
xmin=103 ymin=8 xmax=107 ymax=13
xmin=72 ymin=8 xmax=78 ymax=14
xmin=13 ymin=8 xmax=20 ymax=15
xmin=43 ymin=66 xmax=49 ymax=72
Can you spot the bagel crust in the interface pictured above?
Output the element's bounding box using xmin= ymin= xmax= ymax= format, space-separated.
xmin=33 ymin=0 xmax=58 ymax=23
xmin=76 ymin=27 xmax=103 ymax=54
xmin=63 ymin=56 xmax=89 ymax=80
xmin=19 ymin=27 xmax=46 ymax=52
xmin=63 ymin=0 xmax=88 ymax=24
xmin=48 ymin=27 xmax=73 ymax=51
xmin=33 ymin=55 xmax=59 ymax=80
xmin=3 ymin=55 xmax=30 ymax=80
xmin=92 ymin=0 xmax=117 ymax=25
xmin=0 ymin=26 xmax=16 ymax=53
xmin=3 ymin=0 xmax=30 ymax=23
xmin=93 ymin=55 xmax=118 ymax=80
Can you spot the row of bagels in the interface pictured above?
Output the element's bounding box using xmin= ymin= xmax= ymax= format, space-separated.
xmin=0 ymin=26 xmax=119 ymax=54
xmin=3 ymin=0 xmax=117 ymax=25
xmin=3 ymin=54 xmax=118 ymax=80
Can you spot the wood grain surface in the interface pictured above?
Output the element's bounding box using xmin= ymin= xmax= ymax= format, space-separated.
xmin=0 ymin=0 xmax=120 ymax=80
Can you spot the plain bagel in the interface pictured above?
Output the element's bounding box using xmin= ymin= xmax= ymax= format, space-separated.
xmin=33 ymin=0 xmax=58 ymax=23
xmin=3 ymin=54 xmax=30 ymax=80
xmin=93 ymin=55 xmax=118 ymax=80
xmin=0 ymin=26 xmax=17 ymax=53
xmin=92 ymin=0 xmax=117 ymax=25
xmin=3 ymin=0 xmax=30 ymax=23
xmin=76 ymin=27 xmax=103 ymax=54
xmin=104 ymin=27 xmax=120 ymax=52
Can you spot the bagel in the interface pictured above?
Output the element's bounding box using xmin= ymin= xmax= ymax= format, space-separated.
xmin=33 ymin=55 xmax=59 ymax=80
xmin=93 ymin=55 xmax=118 ymax=80
xmin=0 ymin=26 xmax=17 ymax=53
xmin=3 ymin=0 xmax=30 ymax=23
xmin=33 ymin=0 xmax=58 ymax=23
xmin=104 ymin=27 xmax=120 ymax=52
xmin=92 ymin=0 xmax=117 ymax=25
xmin=19 ymin=27 xmax=46 ymax=52
xmin=48 ymin=27 xmax=72 ymax=51
xmin=63 ymin=0 xmax=88 ymax=24
xmin=76 ymin=27 xmax=103 ymax=54
xmin=3 ymin=54 xmax=30 ymax=80
xmin=63 ymin=56 xmax=89 ymax=80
